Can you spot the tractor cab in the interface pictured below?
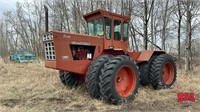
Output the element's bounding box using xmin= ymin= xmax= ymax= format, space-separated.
xmin=83 ymin=10 xmax=130 ymax=50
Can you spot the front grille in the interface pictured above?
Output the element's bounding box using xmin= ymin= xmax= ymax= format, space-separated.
xmin=44 ymin=41 xmax=56 ymax=60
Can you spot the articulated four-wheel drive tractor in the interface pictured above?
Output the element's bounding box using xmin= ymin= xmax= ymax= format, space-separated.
xmin=43 ymin=6 xmax=176 ymax=104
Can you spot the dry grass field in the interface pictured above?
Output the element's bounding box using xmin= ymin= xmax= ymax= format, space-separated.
xmin=0 ymin=61 xmax=199 ymax=112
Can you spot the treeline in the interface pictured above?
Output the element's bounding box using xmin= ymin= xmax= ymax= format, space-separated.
xmin=0 ymin=0 xmax=200 ymax=71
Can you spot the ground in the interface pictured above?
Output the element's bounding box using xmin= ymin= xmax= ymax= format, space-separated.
xmin=0 ymin=61 xmax=199 ymax=112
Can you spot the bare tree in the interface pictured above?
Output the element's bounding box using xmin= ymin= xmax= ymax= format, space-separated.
xmin=177 ymin=0 xmax=183 ymax=69
xmin=184 ymin=0 xmax=200 ymax=72
xmin=150 ymin=0 xmax=154 ymax=50
xmin=161 ymin=0 xmax=169 ymax=50
xmin=143 ymin=0 xmax=154 ymax=50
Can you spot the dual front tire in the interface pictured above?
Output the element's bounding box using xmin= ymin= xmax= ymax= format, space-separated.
xmin=86 ymin=55 xmax=140 ymax=104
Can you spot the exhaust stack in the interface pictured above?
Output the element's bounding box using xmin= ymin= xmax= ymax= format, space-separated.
xmin=44 ymin=5 xmax=48 ymax=32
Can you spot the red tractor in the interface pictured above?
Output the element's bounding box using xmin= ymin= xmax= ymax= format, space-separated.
xmin=43 ymin=6 xmax=176 ymax=104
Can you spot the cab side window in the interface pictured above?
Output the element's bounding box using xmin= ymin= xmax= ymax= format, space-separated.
xmin=114 ymin=20 xmax=121 ymax=41
xmin=87 ymin=18 xmax=104 ymax=36
xmin=123 ymin=22 xmax=129 ymax=41
xmin=105 ymin=17 xmax=112 ymax=39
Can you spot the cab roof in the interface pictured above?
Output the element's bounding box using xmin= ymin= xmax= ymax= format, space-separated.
xmin=83 ymin=9 xmax=130 ymax=22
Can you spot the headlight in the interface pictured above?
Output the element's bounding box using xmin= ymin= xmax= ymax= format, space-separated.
xmin=43 ymin=35 xmax=46 ymax=41
xmin=43 ymin=32 xmax=53 ymax=41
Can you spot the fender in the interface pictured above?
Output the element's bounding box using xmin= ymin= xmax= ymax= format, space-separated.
xmin=137 ymin=50 xmax=165 ymax=63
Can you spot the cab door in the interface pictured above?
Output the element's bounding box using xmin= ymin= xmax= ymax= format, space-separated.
xmin=104 ymin=17 xmax=113 ymax=49
xmin=104 ymin=17 xmax=129 ymax=50
xmin=112 ymin=19 xmax=128 ymax=50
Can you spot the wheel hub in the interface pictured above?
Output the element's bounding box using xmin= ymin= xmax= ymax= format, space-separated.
xmin=115 ymin=66 xmax=136 ymax=97
xmin=162 ymin=62 xmax=174 ymax=85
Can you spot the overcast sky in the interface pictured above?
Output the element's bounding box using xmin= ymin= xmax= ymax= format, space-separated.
xmin=0 ymin=0 xmax=32 ymax=16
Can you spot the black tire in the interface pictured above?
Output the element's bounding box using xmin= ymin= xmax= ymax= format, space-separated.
xmin=86 ymin=55 xmax=113 ymax=99
xmin=138 ymin=62 xmax=149 ymax=86
xmin=139 ymin=55 xmax=158 ymax=86
xmin=99 ymin=55 xmax=140 ymax=104
xmin=149 ymin=54 xmax=177 ymax=89
xmin=59 ymin=71 xmax=78 ymax=87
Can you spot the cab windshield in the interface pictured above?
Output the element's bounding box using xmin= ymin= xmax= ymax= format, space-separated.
xmin=87 ymin=18 xmax=104 ymax=36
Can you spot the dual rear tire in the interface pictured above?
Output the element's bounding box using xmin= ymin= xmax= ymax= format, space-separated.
xmin=139 ymin=54 xmax=177 ymax=89
xmin=138 ymin=55 xmax=158 ymax=86
xmin=149 ymin=54 xmax=177 ymax=89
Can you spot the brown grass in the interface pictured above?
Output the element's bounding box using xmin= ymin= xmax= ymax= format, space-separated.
xmin=0 ymin=61 xmax=199 ymax=112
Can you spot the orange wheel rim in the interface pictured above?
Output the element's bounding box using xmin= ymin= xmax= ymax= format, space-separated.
xmin=162 ymin=62 xmax=174 ymax=85
xmin=115 ymin=66 xmax=136 ymax=97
